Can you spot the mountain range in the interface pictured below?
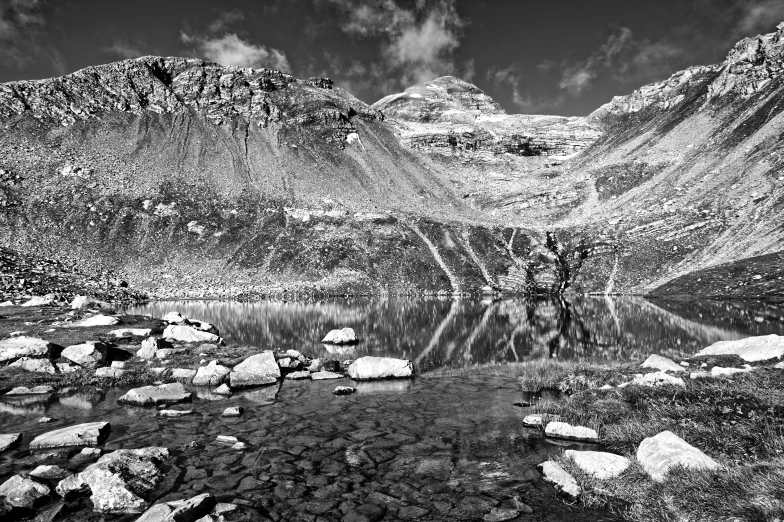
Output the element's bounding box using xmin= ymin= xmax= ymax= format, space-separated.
xmin=0 ymin=23 xmax=783 ymax=299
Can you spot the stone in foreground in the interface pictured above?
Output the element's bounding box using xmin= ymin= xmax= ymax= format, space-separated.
xmin=9 ymin=356 xmax=57 ymax=373
xmin=192 ymin=360 xmax=230 ymax=386
xmin=321 ymin=327 xmax=358 ymax=344
xmin=544 ymin=421 xmax=599 ymax=443
xmin=641 ymin=354 xmax=684 ymax=373
xmin=163 ymin=324 xmax=220 ymax=344
xmin=0 ymin=475 xmax=50 ymax=508
xmin=347 ymin=356 xmax=414 ymax=380
xmin=695 ymin=334 xmax=784 ymax=362
xmin=62 ymin=341 xmax=109 ymax=368
xmin=135 ymin=493 xmax=217 ymax=522
xmin=30 ymin=422 xmax=110 ymax=449
xmin=630 ymin=371 xmax=685 ymax=387
xmin=564 ymin=450 xmax=631 ymax=479
xmin=636 ymin=430 xmax=720 ymax=482
xmin=0 ymin=433 xmax=22 ymax=452
xmin=539 ymin=461 xmax=580 ymax=497
xmin=56 ymin=447 xmax=169 ymax=513
xmin=118 ymin=383 xmax=192 ymax=406
xmin=0 ymin=336 xmax=55 ymax=363
xmin=229 ymin=352 xmax=280 ymax=388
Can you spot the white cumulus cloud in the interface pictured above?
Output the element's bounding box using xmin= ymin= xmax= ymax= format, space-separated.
xmin=182 ymin=32 xmax=290 ymax=72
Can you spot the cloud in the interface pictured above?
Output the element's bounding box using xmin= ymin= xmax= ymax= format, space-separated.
xmin=208 ymin=9 xmax=245 ymax=34
xmin=183 ymin=32 xmax=291 ymax=71
xmin=0 ymin=0 xmax=51 ymax=69
xmin=487 ymin=64 xmax=563 ymax=113
xmin=558 ymin=26 xmax=633 ymax=96
xmin=735 ymin=0 xmax=784 ymax=35
xmin=105 ymin=40 xmax=145 ymax=60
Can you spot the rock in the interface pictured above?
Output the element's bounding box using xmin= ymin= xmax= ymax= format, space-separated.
xmin=522 ymin=413 xmax=560 ymax=428
xmin=544 ymin=421 xmax=599 ymax=443
xmin=287 ymin=370 xmax=311 ymax=380
xmin=0 ymin=433 xmax=22 ymax=452
xmin=333 ymin=386 xmax=356 ymax=396
xmin=135 ymin=493 xmax=217 ymax=522
xmin=9 ymin=356 xmax=57 ymax=373
xmin=162 ymin=312 xmax=188 ymax=324
xmin=0 ymin=336 xmax=55 ymax=363
xmin=285 ymin=349 xmax=307 ymax=361
xmin=163 ymin=325 xmax=220 ymax=344
xmin=641 ymin=354 xmax=684 ymax=373
xmin=711 ymin=365 xmax=753 ymax=377
xmin=172 ymin=368 xmax=197 ymax=382
xmin=232 ymin=442 xmax=247 ymax=450
xmin=62 ymin=341 xmax=109 ymax=368
xmin=0 ymin=300 xmax=13 ymax=306
xmin=109 ymin=328 xmax=151 ymax=338
xmin=156 ymin=348 xmax=186 ymax=359
xmin=222 ymin=406 xmax=244 ymax=417
xmin=343 ymin=502 xmax=386 ymax=522
xmin=158 ymin=409 xmax=195 ymax=417
xmin=138 ymin=338 xmax=168 ymax=360
xmin=564 ymin=450 xmax=631 ymax=479
xmin=76 ymin=315 xmax=120 ymax=327
xmin=118 ymin=383 xmax=192 ymax=406
xmin=71 ymin=296 xmax=113 ymax=310
xmin=695 ymin=334 xmax=784 ymax=362
xmin=38 ymin=416 xmax=54 ymax=423
xmin=6 ymin=385 xmax=53 ymax=395
xmin=56 ymin=447 xmax=169 ymax=513
xmin=310 ymin=371 xmax=343 ymax=380
xmin=539 ymin=461 xmax=580 ymax=498
xmin=21 ymin=295 xmax=55 ymax=307
xmin=95 ymin=367 xmax=125 ymax=378
xmin=321 ymin=327 xmax=358 ymax=344
xmin=112 ymin=361 xmax=126 ymax=368
xmin=30 ymin=422 xmax=110 ymax=449
xmin=29 ymin=465 xmax=71 ymax=480
xmin=630 ymin=371 xmax=685 ymax=387
xmin=229 ymin=352 xmax=280 ymax=388
xmin=307 ymin=358 xmax=322 ymax=372
xmin=277 ymin=357 xmax=301 ymax=370
xmin=484 ymin=507 xmax=521 ymax=522
xmin=214 ymin=384 xmax=232 ymax=395
xmin=0 ymin=475 xmax=50 ymax=508
xmin=636 ymin=430 xmax=720 ymax=482
xmin=215 ymin=435 xmax=238 ymax=444
xmin=192 ymin=360 xmax=230 ymax=386
xmin=347 ymin=357 xmax=413 ymax=380
xmin=81 ymin=447 xmax=102 ymax=457
xmin=775 ymin=361 xmax=784 ymax=369
xmin=57 ymin=362 xmax=79 ymax=373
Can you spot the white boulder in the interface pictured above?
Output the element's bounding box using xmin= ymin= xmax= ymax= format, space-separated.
xmin=0 ymin=475 xmax=50 ymax=508
xmin=539 ymin=461 xmax=580 ymax=497
xmin=695 ymin=334 xmax=784 ymax=362
xmin=711 ymin=365 xmax=753 ymax=377
xmin=30 ymin=422 xmax=110 ymax=449
xmin=118 ymin=383 xmax=192 ymax=406
xmin=0 ymin=433 xmax=22 ymax=452
xmin=21 ymin=295 xmax=55 ymax=307
xmin=641 ymin=354 xmax=684 ymax=373
xmin=71 ymin=296 xmax=112 ymax=310
xmin=109 ymin=328 xmax=151 ymax=338
xmin=163 ymin=325 xmax=220 ymax=344
xmin=564 ymin=450 xmax=631 ymax=479
xmin=544 ymin=421 xmax=599 ymax=443
xmin=76 ymin=315 xmax=120 ymax=327
xmin=347 ymin=356 xmax=413 ymax=380
xmin=636 ymin=430 xmax=719 ymax=482
xmin=229 ymin=352 xmax=280 ymax=388
xmin=192 ymin=360 xmax=230 ymax=386
xmin=630 ymin=371 xmax=685 ymax=387
xmin=61 ymin=341 xmax=109 ymax=368
xmin=135 ymin=493 xmax=216 ymax=522
xmin=321 ymin=327 xmax=358 ymax=344
xmin=9 ymin=357 xmax=57 ymax=374
xmin=0 ymin=336 xmax=55 ymax=363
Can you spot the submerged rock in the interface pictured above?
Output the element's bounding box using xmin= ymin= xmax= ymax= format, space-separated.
xmin=163 ymin=325 xmax=220 ymax=344
xmin=347 ymin=356 xmax=414 ymax=380
xmin=636 ymin=430 xmax=719 ymax=482
xmin=56 ymin=447 xmax=169 ymax=513
xmin=0 ymin=433 xmax=22 ymax=452
xmin=564 ymin=450 xmax=630 ymax=479
xmin=135 ymin=493 xmax=216 ymax=522
xmin=321 ymin=327 xmax=358 ymax=344
xmin=0 ymin=475 xmax=50 ymax=508
xmin=30 ymin=422 xmax=110 ymax=449
xmin=544 ymin=422 xmax=599 ymax=443
xmin=62 ymin=341 xmax=109 ymax=368
xmin=641 ymin=354 xmax=684 ymax=373
xmin=539 ymin=461 xmax=580 ymax=497
xmin=695 ymin=334 xmax=784 ymax=362
xmin=118 ymin=383 xmax=192 ymax=406
xmin=229 ymin=352 xmax=280 ymax=388
xmin=0 ymin=336 xmax=55 ymax=363
xmin=192 ymin=360 xmax=230 ymax=386
xmin=484 ymin=507 xmax=522 ymax=522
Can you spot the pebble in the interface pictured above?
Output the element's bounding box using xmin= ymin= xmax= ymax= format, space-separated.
xmin=222 ymin=406 xmax=244 ymax=417
xmin=333 ymin=386 xmax=356 ymax=396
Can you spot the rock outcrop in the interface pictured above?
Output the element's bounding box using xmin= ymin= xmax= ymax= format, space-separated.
xmin=29 ymin=422 xmax=110 ymax=449
xmin=636 ymin=431 xmax=719 ymax=481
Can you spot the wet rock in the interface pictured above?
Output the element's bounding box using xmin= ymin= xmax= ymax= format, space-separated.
xmin=71 ymin=296 xmax=113 ymax=310
xmin=192 ymin=360 xmax=230 ymax=386
xmin=138 ymin=338 xmax=169 ymax=360
xmin=56 ymin=447 xmax=169 ymax=513
xmin=215 ymin=435 xmax=238 ymax=444
xmin=229 ymin=352 xmax=280 ymax=388
xmin=347 ymin=357 xmax=413 ymax=380
xmin=172 ymin=368 xmax=197 ymax=382
xmin=163 ymin=325 xmax=220 ymax=344
xmin=222 ymin=406 xmax=244 ymax=417
xmin=118 ymin=383 xmax=192 ymax=406
xmin=62 ymin=341 xmax=109 ymax=368
xmin=333 ymin=386 xmax=356 ymax=396
xmin=564 ymin=450 xmax=631 ymax=479
xmin=30 ymin=422 xmax=110 ymax=449
xmin=695 ymin=334 xmax=784 ymax=362
xmin=0 ymin=475 xmax=50 ymax=508
xmin=135 ymin=493 xmax=216 ymax=522
xmin=277 ymin=357 xmax=302 ymax=370
xmin=637 ymin=430 xmax=719 ymax=482
xmin=287 ymin=370 xmax=311 ymax=380
xmin=158 ymin=409 xmax=195 ymax=417
xmin=484 ymin=507 xmax=521 ymax=522
xmin=544 ymin=422 xmax=599 ymax=443
xmin=109 ymin=328 xmax=151 ymax=338
xmin=6 ymin=385 xmax=53 ymax=395
xmin=9 ymin=356 xmax=57 ymax=373
xmin=539 ymin=461 xmax=580 ymax=497
xmin=0 ymin=336 xmax=55 ymax=363
xmin=641 ymin=354 xmax=684 ymax=373
xmin=214 ymin=384 xmax=232 ymax=395
xmin=310 ymin=371 xmax=343 ymax=380
xmin=29 ymin=465 xmax=71 ymax=480
xmin=21 ymin=295 xmax=55 ymax=307
xmin=343 ymin=502 xmax=386 ymax=522
xmin=76 ymin=315 xmax=120 ymax=327
xmin=322 ymin=327 xmax=358 ymax=345
xmin=630 ymin=371 xmax=685 ymax=387
xmin=0 ymin=433 xmax=22 ymax=452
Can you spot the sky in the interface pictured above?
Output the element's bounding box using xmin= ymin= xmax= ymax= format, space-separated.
xmin=1 ymin=0 xmax=783 ymax=116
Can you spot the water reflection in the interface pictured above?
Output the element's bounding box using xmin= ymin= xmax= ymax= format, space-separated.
xmin=125 ymin=296 xmax=784 ymax=372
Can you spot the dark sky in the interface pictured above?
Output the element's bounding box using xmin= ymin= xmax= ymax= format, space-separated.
xmin=1 ymin=0 xmax=783 ymax=116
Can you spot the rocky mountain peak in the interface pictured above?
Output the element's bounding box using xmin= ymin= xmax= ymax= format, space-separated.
xmin=372 ymin=76 xmax=504 ymax=123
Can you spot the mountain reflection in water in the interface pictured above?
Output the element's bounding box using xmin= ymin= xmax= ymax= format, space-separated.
xmin=125 ymin=297 xmax=784 ymax=372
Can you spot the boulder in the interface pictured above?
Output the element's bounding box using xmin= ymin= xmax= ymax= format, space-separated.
xmin=522 ymin=414 xmax=560 ymax=428
xmin=775 ymin=361 xmax=784 ymax=369
xmin=636 ymin=430 xmax=720 ymax=482
xmin=29 ymin=465 xmax=71 ymax=480
xmin=138 ymin=338 xmax=168 ymax=360
xmin=95 ymin=367 xmax=125 ymax=378
xmin=6 ymin=385 xmax=53 ymax=395
xmin=286 ymin=371 xmax=311 ymax=380
xmin=135 ymin=493 xmax=217 ymax=522
xmin=711 ymin=366 xmax=753 ymax=377
xmin=0 ymin=475 xmax=50 ymax=508
xmin=163 ymin=325 xmax=220 ymax=344
xmin=0 ymin=336 xmax=55 ymax=363
xmin=62 ymin=341 xmax=109 ymax=368
xmin=162 ymin=312 xmax=187 ymax=324
xmin=539 ymin=461 xmax=580 ymax=497
xmin=172 ymin=368 xmax=197 ymax=382
xmin=229 ymin=352 xmax=280 ymax=388
xmin=214 ymin=384 xmax=232 ymax=395
xmin=71 ymin=296 xmax=113 ymax=310
xmin=695 ymin=334 xmax=784 ymax=362
xmin=310 ymin=371 xmax=343 ymax=380
xmin=30 ymin=422 xmax=110 ymax=449
xmin=192 ymin=360 xmax=230 ymax=386
xmin=321 ymin=327 xmax=358 ymax=344
xmin=9 ymin=356 xmax=57 ymax=373
xmin=57 ymin=362 xmax=79 ymax=373
xmin=118 ymin=383 xmax=192 ymax=406
xmin=641 ymin=354 xmax=684 ymax=373
xmin=544 ymin=422 xmax=599 ymax=443
xmin=277 ymin=357 xmax=301 ymax=370
xmin=307 ymin=358 xmax=322 ymax=372
xmin=76 ymin=315 xmax=120 ymax=327
xmin=158 ymin=409 xmax=194 ymax=417
xmin=56 ymin=447 xmax=169 ymax=513
xmin=333 ymin=386 xmax=356 ymax=396
xmin=21 ymin=295 xmax=54 ymax=307
xmin=109 ymin=328 xmax=151 ymax=338
xmin=222 ymin=406 xmax=244 ymax=417
xmin=347 ymin=357 xmax=413 ymax=380
xmin=0 ymin=433 xmax=22 ymax=452
xmin=630 ymin=371 xmax=685 ymax=387
xmin=564 ymin=450 xmax=631 ymax=479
